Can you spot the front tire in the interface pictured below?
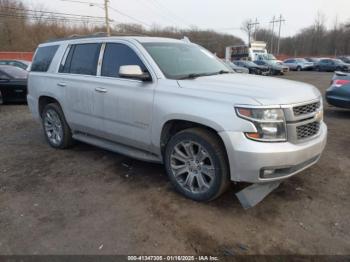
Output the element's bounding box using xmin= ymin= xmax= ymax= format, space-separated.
xmin=164 ymin=128 xmax=230 ymax=202
xmin=41 ymin=103 xmax=74 ymax=149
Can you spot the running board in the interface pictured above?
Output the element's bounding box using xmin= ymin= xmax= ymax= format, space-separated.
xmin=72 ymin=132 xmax=161 ymax=163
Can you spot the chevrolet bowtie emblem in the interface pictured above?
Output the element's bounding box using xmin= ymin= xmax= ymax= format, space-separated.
xmin=315 ymin=110 xmax=323 ymax=122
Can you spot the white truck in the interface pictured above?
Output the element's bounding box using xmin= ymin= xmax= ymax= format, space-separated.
xmin=225 ymin=41 xmax=281 ymax=63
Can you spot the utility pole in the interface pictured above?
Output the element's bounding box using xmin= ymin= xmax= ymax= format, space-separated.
xmin=270 ymin=16 xmax=276 ymax=54
xmin=276 ymin=14 xmax=286 ymax=55
xmin=247 ymin=19 xmax=259 ymax=45
xmin=104 ymin=0 xmax=111 ymax=36
xmin=253 ymin=18 xmax=259 ymax=41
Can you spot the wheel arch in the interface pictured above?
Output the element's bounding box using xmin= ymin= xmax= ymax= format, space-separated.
xmin=159 ymin=118 xmax=227 ymax=159
xmin=38 ymin=95 xmax=61 ymax=118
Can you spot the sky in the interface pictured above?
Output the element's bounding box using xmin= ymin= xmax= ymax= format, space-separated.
xmin=23 ymin=0 xmax=350 ymax=43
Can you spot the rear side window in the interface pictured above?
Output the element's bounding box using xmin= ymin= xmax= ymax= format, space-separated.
xmin=101 ymin=43 xmax=147 ymax=78
xmin=31 ymin=45 xmax=59 ymax=72
xmin=59 ymin=43 xmax=101 ymax=75
xmin=70 ymin=44 xmax=101 ymax=75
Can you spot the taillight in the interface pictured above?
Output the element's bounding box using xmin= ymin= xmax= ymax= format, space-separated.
xmin=332 ymin=79 xmax=350 ymax=87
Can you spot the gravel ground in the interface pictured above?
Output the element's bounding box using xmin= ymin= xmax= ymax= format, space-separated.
xmin=0 ymin=71 xmax=349 ymax=255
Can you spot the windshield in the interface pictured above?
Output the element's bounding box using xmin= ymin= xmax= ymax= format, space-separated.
xmin=0 ymin=66 xmax=28 ymax=79
xmin=335 ymin=59 xmax=346 ymax=64
xmin=242 ymin=61 xmax=258 ymax=67
xmin=296 ymin=58 xmax=308 ymax=62
xmin=259 ymin=54 xmax=277 ymax=60
xmin=142 ymin=42 xmax=230 ymax=80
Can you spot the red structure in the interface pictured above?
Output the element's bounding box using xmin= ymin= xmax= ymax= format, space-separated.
xmin=0 ymin=52 xmax=34 ymax=61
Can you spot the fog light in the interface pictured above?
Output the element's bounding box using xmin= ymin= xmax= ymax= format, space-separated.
xmin=261 ymin=169 xmax=275 ymax=178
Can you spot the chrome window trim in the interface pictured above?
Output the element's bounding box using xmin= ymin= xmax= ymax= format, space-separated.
xmin=96 ymin=43 xmax=106 ymax=77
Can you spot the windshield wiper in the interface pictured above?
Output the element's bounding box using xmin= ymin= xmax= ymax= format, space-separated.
xmin=178 ymin=70 xmax=231 ymax=80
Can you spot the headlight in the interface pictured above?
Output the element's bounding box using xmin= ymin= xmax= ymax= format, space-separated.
xmin=236 ymin=107 xmax=287 ymax=142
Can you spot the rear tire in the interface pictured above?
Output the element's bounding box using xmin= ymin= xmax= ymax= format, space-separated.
xmin=164 ymin=128 xmax=230 ymax=202
xmin=41 ymin=103 xmax=74 ymax=149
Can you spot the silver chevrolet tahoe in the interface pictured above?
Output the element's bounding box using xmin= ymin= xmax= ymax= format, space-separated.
xmin=27 ymin=37 xmax=327 ymax=207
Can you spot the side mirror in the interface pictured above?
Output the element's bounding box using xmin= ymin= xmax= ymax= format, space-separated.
xmin=119 ymin=65 xmax=152 ymax=81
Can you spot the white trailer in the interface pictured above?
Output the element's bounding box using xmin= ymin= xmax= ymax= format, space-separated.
xmin=225 ymin=41 xmax=268 ymax=61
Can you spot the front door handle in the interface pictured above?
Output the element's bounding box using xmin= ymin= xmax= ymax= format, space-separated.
xmin=57 ymin=82 xmax=67 ymax=87
xmin=95 ymin=87 xmax=107 ymax=93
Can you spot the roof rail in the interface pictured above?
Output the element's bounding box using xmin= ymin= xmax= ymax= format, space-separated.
xmin=45 ymin=32 xmax=109 ymax=43
xmin=44 ymin=32 xmax=151 ymax=43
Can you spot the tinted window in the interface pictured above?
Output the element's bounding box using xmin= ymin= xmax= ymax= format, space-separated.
xmin=101 ymin=43 xmax=147 ymax=78
xmin=69 ymin=43 xmax=101 ymax=75
xmin=0 ymin=66 xmax=27 ymax=79
xmin=31 ymin=45 xmax=59 ymax=72
xmin=59 ymin=46 xmax=75 ymax=73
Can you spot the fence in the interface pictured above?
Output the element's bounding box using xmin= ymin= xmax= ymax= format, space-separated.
xmin=0 ymin=52 xmax=34 ymax=61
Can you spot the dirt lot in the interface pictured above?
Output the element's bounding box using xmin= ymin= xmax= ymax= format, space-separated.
xmin=0 ymin=71 xmax=349 ymax=255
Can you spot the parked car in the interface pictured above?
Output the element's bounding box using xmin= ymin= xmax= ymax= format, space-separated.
xmin=305 ymin=57 xmax=321 ymax=70
xmin=0 ymin=60 xmax=31 ymax=70
xmin=304 ymin=57 xmax=320 ymax=63
xmin=326 ymin=71 xmax=350 ymax=108
xmin=27 ymin=37 xmax=327 ymax=207
xmin=315 ymin=58 xmax=350 ymax=72
xmin=283 ymin=58 xmax=314 ymax=71
xmin=223 ymin=61 xmax=249 ymax=74
xmin=0 ymin=65 xmax=28 ymax=104
xmin=232 ymin=60 xmax=270 ymax=75
xmin=337 ymin=56 xmax=350 ymax=64
xmin=254 ymin=60 xmax=289 ymax=75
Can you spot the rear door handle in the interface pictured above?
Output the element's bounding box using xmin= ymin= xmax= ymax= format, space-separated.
xmin=57 ymin=82 xmax=67 ymax=87
xmin=95 ymin=87 xmax=107 ymax=93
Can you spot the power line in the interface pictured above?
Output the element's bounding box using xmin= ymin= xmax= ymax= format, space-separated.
xmin=108 ymin=6 xmax=152 ymax=28
xmin=149 ymin=0 xmax=191 ymax=28
xmin=0 ymin=13 xmax=105 ymax=24
xmin=60 ymin=0 xmax=152 ymax=29
xmin=136 ymin=0 xmax=185 ymax=28
xmin=60 ymin=0 xmax=101 ymax=5
xmin=4 ymin=6 xmax=105 ymax=20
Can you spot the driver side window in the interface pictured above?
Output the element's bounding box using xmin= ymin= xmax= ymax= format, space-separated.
xmin=101 ymin=43 xmax=147 ymax=78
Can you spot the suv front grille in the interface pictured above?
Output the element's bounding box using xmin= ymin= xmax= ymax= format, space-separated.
xmin=293 ymin=102 xmax=320 ymax=116
xmin=296 ymin=122 xmax=320 ymax=140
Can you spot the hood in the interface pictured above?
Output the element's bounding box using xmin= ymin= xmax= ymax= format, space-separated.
xmin=255 ymin=65 xmax=269 ymax=70
xmin=177 ymin=73 xmax=320 ymax=106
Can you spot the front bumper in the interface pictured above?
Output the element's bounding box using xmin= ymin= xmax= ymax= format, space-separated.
xmin=219 ymin=122 xmax=327 ymax=183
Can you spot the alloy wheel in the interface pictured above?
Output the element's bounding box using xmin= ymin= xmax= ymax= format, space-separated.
xmin=170 ymin=141 xmax=215 ymax=194
xmin=43 ymin=109 xmax=63 ymax=146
